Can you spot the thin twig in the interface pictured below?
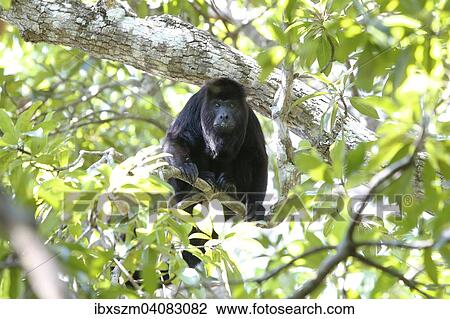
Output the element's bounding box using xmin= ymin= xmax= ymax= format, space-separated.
xmin=53 ymin=114 xmax=166 ymax=135
xmin=113 ymin=257 xmax=144 ymax=296
xmin=0 ymin=259 xmax=20 ymax=269
xmin=353 ymin=253 xmax=433 ymax=298
xmin=251 ymin=245 xmax=337 ymax=284
xmin=290 ymin=243 xmax=351 ymax=298
xmin=355 ymin=240 xmax=434 ymax=250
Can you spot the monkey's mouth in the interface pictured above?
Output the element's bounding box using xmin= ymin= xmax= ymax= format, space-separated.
xmin=213 ymin=123 xmax=235 ymax=132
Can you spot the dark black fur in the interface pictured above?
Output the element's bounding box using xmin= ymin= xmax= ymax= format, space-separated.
xmin=163 ymin=78 xmax=268 ymax=267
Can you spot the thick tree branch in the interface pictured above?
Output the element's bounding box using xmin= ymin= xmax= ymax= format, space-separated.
xmin=0 ymin=0 xmax=376 ymax=158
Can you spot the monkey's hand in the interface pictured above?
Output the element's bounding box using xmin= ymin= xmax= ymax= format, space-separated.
xmin=178 ymin=162 xmax=199 ymax=184
xmin=216 ymin=173 xmax=237 ymax=195
xmin=198 ymin=171 xmax=216 ymax=190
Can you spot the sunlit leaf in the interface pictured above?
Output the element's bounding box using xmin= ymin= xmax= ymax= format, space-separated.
xmin=350 ymin=97 xmax=380 ymax=119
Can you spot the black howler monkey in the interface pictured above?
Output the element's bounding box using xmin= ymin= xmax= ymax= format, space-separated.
xmin=163 ymin=78 xmax=268 ymax=266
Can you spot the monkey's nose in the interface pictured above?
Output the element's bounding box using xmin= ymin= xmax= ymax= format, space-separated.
xmin=219 ymin=114 xmax=229 ymax=121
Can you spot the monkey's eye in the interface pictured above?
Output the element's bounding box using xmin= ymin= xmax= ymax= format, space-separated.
xmin=215 ymin=103 xmax=220 ymax=108
xmin=229 ymin=103 xmax=235 ymax=108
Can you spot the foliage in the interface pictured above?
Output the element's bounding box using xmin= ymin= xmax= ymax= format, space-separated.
xmin=0 ymin=0 xmax=449 ymax=298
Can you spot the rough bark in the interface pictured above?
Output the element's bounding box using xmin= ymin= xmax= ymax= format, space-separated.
xmin=0 ymin=0 xmax=376 ymax=158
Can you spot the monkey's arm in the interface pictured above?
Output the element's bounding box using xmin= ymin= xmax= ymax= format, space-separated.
xmin=163 ymin=137 xmax=198 ymax=184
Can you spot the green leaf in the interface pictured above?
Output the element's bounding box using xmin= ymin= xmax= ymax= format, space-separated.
xmin=295 ymin=152 xmax=324 ymax=171
xmin=16 ymin=103 xmax=41 ymax=132
xmin=0 ymin=109 xmax=18 ymax=144
xmin=10 ymin=165 xmax=35 ymax=206
xmin=298 ymin=38 xmax=320 ymax=69
xmin=424 ymin=249 xmax=439 ymax=284
xmin=323 ymin=218 xmax=334 ymax=236
xmin=142 ymin=247 xmax=158 ymax=295
xmin=268 ymin=22 xmax=286 ymax=44
xmin=36 ymin=112 xmax=58 ymax=133
xmin=220 ymin=250 xmax=249 ymax=298
xmin=189 ymin=232 xmax=211 ymax=241
xmin=350 ymin=97 xmax=380 ymax=119
xmin=285 ymin=20 xmax=303 ymax=34
xmin=391 ymin=48 xmax=412 ymax=90
xmin=320 ymin=102 xmax=337 ymax=134
xmin=308 ymin=72 xmax=334 ymax=87
xmin=30 ymin=135 xmax=48 ymax=155
xmin=382 ymin=15 xmax=421 ymax=29
xmin=317 ymin=35 xmax=332 ymax=70
xmin=38 ymin=179 xmax=76 ymax=209
xmin=439 ymin=245 xmax=450 ymax=268
xmin=256 ymin=46 xmax=287 ymax=81
xmin=305 ymin=231 xmax=323 ymax=247
xmin=301 ymin=242 xmax=328 ymax=268
xmin=291 ymin=91 xmax=328 ymax=109
xmin=352 ymin=96 xmax=397 ymax=114
xmin=269 ymin=194 xmax=306 ymax=224
xmin=167 ymin=219 xmax=191 ymax=246
xmin=346 ymin=142 xmax=366 ymax=175
xmin=371 ymin=273 xmax=396 ymax=297
xmin=9 ymin=268 xmax=20 ymax=298
xmin=0 ymin=0 xmax=11 ymax=10
xmin=295 ymin=151 xmax=333 ymax=183
xmin=329 ymin=0 xmax=349 ymax=12
xmin=329 ymin=102 xmax=338 ymax=132
xmin=136 ymin=0 xmax=149 ymax=17
xmin=330 ymin=137 xmax=345 ymax=178
xmin=193 ymin=205 xmax=213 ymax=237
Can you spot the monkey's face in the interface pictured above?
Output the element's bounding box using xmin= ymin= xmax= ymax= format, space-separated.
xmin=200 ymin=78 xmax=249 ymax=159
xmin=210 ymin=99 xmax=241 ymax=133
xmin=200 ymin=97 xmax=248 ymax=159
xmin=201 ymin=98 xmax=248 ymax=136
